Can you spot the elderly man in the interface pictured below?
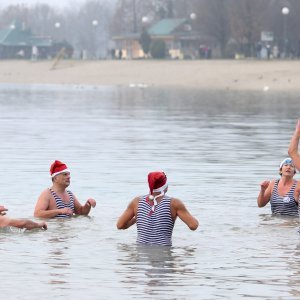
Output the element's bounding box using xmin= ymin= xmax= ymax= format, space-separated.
xmin=117 ymin=171 xmax=199 ymax=246
xmin=0 ymin=205 xmax=47 ymax=230
xmin=34 ymin=160 xmax=96 ymax=218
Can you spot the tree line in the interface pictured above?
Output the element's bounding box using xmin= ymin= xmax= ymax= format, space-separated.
xmin=1 ymin=0 xmax=299 ymax=58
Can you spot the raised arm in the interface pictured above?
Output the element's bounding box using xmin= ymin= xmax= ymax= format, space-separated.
xmin=257 ymin=180 xmax=273 ymax=207
xmin=288 ymin=119 xmax=300 ymax=170
xmin=116 ymin=197 xmax=138 ymax=230
xmin=171 ymin=198 xmax=199 ymax=230
xmin=34 ymin=189 xmax=72 ymax=218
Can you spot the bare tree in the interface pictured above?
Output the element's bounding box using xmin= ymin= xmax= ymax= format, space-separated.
xmin=69 ymin=0 xmax=113 ymax=58
xmin=230 ymin=0 xmax=267 ymax=57
xmin=2 ymin=0 xmax=300 ymax=59
xmin=195 ymin=0 xmax=231 ymax=58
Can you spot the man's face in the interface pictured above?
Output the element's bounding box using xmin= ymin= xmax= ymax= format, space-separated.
xmin=54 ymin=172 xmax=71 ymax=187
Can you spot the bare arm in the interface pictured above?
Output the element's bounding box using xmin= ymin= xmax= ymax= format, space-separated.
xmin=0 ymin=216 xmax=47 ymax=230
xmin=171 ymin=198 xmax=199 ymax=230
xmin=74 ymin=196 xmax=96 ymax=216
xmin=116 ymin=197 xmax=138 ymax=230
xmin=257 ymin=180 xmax=273 ymax=207
xmin=288 ymin=119 xmax=300 ymax=170
xmin=34 ymin=189 xmax=72 ymax=218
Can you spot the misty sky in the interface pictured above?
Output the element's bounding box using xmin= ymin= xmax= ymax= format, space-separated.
xmin=0 ymin=0 xmax=90 ymax=9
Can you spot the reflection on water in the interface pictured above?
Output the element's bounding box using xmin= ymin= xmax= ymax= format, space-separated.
xmin=0 ymin=84 xmax=300 ymax=299
xmin=46 ymin=221 xmax=74 ymax=286
xmin=116 ymin=243 xmax=201 ymax=299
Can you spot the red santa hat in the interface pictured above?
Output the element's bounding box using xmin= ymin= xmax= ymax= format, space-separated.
xmin=147 ymin=171 xmax=168 ymax=213
xmin=50 ymin=160 xmax=70 ymax=178
xmin=148 ymin=171 xmax=168 ymax=195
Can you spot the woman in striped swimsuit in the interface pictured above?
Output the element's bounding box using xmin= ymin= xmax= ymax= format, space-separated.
xmin=257 ymin=158 xmax=298 ymax=216
xmin=34 ymin=160 xmax=96 ymax=219
xmin=117 ymin=171 xmax=199 ymax=246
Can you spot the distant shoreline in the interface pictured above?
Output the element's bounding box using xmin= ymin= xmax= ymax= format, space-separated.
xmin=0 ymin=59 xmax=299 ymax=92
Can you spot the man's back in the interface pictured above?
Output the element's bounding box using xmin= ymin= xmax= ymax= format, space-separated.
xmin=136 ymin=195 xmax=175 ymax=246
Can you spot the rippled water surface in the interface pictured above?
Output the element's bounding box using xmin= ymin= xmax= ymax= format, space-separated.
xmin=0 ymin=84 xmax=300 ymax=299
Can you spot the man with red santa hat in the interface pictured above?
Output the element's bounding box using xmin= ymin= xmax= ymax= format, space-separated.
xmin=34 ymin=160 xmax=96 ymax=218
xmin=117 ymin=171 xmax=198 ymax=246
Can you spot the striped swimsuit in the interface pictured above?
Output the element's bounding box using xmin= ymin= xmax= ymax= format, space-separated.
xmin=270 ymin=180 xmax=298 ymax=216
xmin=136 ymin=195 xmax=175 ymax=246
xmin=49 ymin=188 xmax=75 ymax=218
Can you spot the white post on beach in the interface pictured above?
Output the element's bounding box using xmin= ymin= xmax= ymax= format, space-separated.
xmin=281 ymin=7 xmax=290 ymax=58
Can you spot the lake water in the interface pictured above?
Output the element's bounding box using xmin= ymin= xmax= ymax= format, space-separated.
xmin=0 ymin=83 xmax=300 ymax=299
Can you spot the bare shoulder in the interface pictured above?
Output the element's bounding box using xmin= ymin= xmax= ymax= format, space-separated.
xmin=37 ymin=188 xmax=52 ymax=201
xmin=40 ymin=188 xmax=51 ymax=195
xmin=129 ymin=196 xmax=140 ymax=208
xmin=170 ymin=197 xmax=185 ymax=208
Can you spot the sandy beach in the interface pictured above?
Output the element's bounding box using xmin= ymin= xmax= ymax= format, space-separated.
xmin=0 ymin=59 xmax=299 ymax=91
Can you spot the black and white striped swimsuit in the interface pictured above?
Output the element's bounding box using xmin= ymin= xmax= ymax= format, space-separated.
xmin=136 ymin=195 xmax=175 ymax=246
xmin=270 ymin=180 xmax=298 ymax=216
xmin=49 ymin=188 xmax=75 ymax=218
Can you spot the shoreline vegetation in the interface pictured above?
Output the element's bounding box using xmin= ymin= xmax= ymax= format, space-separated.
xmin=0 ymin=59 xmax=299 ymax=92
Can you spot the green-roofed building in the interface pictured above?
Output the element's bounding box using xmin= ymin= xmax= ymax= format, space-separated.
xmin=113 ymin=18 xmax=213 ymax=59
xmin=147 ymin=18 xmax=187 ymax=36
xmin=0 ymin=20 xmax=31 ymax=59
xmin=0 ymin=20 xmax=73 ymax=59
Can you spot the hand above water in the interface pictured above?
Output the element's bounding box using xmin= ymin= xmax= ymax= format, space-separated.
xmin=260 ymin=180 xmax=270 ymax=191
xmin=38 ymin=221 xmax=48 ymax=230
xmin=86 ymin=198 xmax=96 ymax=208
xmin=0 ymin=205 xmax=8 ymax=215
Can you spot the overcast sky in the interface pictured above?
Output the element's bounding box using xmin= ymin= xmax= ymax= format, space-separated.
xmin=0 ymin=0 xmax=91 ymax=9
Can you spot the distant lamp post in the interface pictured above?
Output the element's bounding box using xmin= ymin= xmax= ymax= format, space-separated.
xmin=92 ymin=20 xmax=99 ymax=59
xmin=187 ymin=13 xmax=197 ymax=58
xmin=54 ymin=22 xmax=62 ymax=42
xmin=187 ymin=12 xmax=197 ymax=30
xmin=140 ymin=16 xmax=151 ymax=58
xmin=281 ymin=7 xmax=290 ymax=58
